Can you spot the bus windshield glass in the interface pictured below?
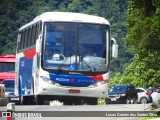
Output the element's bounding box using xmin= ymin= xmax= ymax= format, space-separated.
xmin=0 ymin=63 xmax=15 ymax=72
xmin=43 ymin=22 xmax=107 ymax=72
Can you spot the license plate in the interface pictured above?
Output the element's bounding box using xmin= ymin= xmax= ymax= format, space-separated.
xmin=11 ymin=97 xmax=19 ymax=101
xmin=111 ymin=98 xmax=116 ymax=101
xmin=69 ymin=89 xmax=80 ymax=93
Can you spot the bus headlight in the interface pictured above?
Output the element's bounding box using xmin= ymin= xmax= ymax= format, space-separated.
xmin=89 ymin=80 xmax=107 ymax=87
xmin=96 ymin=81 xmax=103 ymax=87
xmin=40 ymin=76 xmax=55 ymax=85
xmin=119 ymin=94 xmax=125 ymax=96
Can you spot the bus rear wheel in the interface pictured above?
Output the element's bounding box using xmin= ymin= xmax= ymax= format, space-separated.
xmin=35 ymin=95 xmax=44 ymax=105
xmin=20 ymin=96 xmax=24 ymax=105
xmin=20 ymin=96 xmax=34 ymax=105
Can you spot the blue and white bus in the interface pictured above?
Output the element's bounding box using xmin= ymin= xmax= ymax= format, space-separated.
xmin=15 ymin=12 xmax=118 ymax=105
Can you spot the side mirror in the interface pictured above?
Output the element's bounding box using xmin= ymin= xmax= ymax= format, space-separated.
xmin=111 ymin=38 xmax=118 ymax=58
xmin=36 ymin=34 xmax=42 ymax=53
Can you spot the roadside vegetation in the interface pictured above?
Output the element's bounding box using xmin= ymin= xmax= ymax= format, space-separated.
xmin=141 ymin=117 xmax=158 ymax=120
xmin=109 ymin=0 xmax=160 ymax=88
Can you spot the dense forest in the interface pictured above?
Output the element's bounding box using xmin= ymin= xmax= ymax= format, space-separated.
xmin=0 ymin=0 xmax=159 ymax=88
xmin=0 ymin=0 xmax=130 ymax=74
xmin=110 ymin=0 xmax=160 ymax=88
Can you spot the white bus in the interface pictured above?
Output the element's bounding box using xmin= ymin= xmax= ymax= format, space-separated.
xmin=15 ymin=12 xmax=118 ymax=105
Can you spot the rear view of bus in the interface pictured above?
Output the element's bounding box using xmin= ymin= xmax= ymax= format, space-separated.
xmin=15 ymin=12 xmax=118 ymax=105
xmin=0 ymin=54 xmax=15 ymax=83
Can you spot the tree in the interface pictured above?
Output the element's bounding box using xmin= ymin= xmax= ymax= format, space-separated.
xmin=0 ymin=0 xmax=32 ymax=55
xmin=116 ymin=0 xmax=160 ymax=88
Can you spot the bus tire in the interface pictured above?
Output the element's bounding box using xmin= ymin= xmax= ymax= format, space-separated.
xmin=90 ymin=98 xmax=97 ymax=105
xmin=36 ymin=95 xmax=44 ymax=105
xmin=20 ymin=96 xmax=26 ymax=105
xmin=27 ymin=96 xmax=34 ymax=105
xmin=85 ymin=98 xmax=97 ymax=105
xmin=73 ymin=98 xmax=84 ymax=105
xmin=20 ymin=96 xmax=23 ymax=105
xmin=31 ymin=77 xmax=34 ymax=95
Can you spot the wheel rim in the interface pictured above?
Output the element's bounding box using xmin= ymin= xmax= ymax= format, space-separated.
xmin=140 ymin=98 xmax=147 ymax=104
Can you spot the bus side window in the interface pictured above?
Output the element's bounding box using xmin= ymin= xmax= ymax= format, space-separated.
xmin=32 ymin=25 xmax=36 ymax=46
xmin=39 ymin=21 xmax=42 ymax=34
xmin=24 ymin=29 xmax=28 ymax=49
xmin=35 ymin=23 xmax=39 ymax=45
xmin=28 ymin=27 xmax=32 ymax=47
xmin=17 ymin=33 xmax=21 ymax=52
xmin=21 ymin=30 xmax=25 ymax=50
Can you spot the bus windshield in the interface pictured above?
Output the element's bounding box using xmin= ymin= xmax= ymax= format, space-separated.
xmin=0 ymin=63 xmax=15 ymax=72
xmin=43 ymin=22 xmax=107 ymax=72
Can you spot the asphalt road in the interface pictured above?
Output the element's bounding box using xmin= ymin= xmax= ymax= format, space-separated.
xmin=0 ymin=104 xmax=157 ymax=120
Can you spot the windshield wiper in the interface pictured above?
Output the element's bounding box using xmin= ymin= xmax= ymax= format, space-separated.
xmin=56 ymin=57 xmax=70 ymax=73
xmin=82 ymin=59 xmax=96 ymax=72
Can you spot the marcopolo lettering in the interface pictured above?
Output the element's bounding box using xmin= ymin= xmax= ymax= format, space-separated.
xmin=56 ymin=78 xmax=70 ymax=82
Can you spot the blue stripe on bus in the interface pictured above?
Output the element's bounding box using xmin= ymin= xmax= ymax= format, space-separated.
xmin=49 ymin=73 xmax=96 ymax=86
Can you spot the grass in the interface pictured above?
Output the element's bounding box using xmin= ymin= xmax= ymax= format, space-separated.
xmin=140 ymin=103 xmax=160 ymax=120
xmin=140 ymin=117 xmax=159 ymax=120
xmin=140 ymin=109 xmax=160 ymax=120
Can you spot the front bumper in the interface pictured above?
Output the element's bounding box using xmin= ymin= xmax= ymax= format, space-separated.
xmin=37 ymin=78 xmax=108 ymax=98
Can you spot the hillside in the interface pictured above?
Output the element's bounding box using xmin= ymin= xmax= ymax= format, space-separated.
xmin=0 ymin=0 xmax=130 ymax=77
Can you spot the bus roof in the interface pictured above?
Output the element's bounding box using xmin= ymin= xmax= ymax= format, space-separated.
xmin=19 ymin=12 xmax=110 ymax=30
xmin=0 ymin=54 xmax=15 ymax=62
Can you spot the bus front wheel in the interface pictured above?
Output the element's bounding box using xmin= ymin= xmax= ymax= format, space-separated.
xmin=83 ymin=98 xmax=97 ymax=105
